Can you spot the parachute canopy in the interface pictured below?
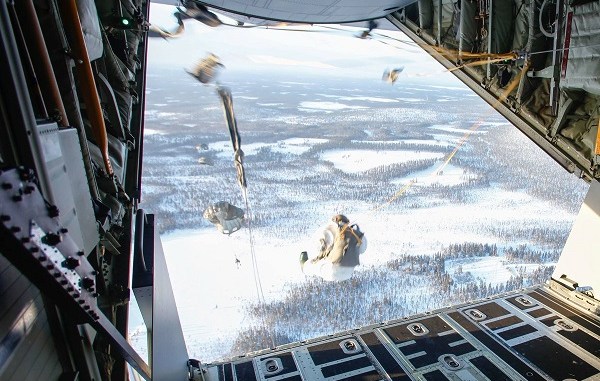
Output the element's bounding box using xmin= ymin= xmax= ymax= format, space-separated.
xmin=197 ymin=157 xmax=213 ymax=165
xmin=382 ymin=67 xmax=404 ymax=84
xmin=186 ymin=53 xmax=224 ymax=85
xmin=203 ymin=201 xmax=245 ymax=235
xmin=148 ymin=12 xmax=185 ymax=39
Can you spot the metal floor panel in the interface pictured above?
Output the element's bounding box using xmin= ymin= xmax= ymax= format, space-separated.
xmin=203 ymin=285 xmax=600 ymax=381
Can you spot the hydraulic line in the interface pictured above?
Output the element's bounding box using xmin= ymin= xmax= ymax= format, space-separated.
xmin=59 ymin=0 xmax=114 ymax=176
xmin=7 ymin=2 xmax=47 ymax=119
xmin=17 ymin=0 xmax=70 ymax=127
xmin=596 ymin=118 xmax=600 ymax=156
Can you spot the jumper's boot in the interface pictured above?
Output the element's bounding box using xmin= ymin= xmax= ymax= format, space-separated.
xmin=299 ymin=251 xmax=309 ymax=267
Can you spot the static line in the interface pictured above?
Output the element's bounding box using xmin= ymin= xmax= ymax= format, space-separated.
xmin=371 ymin=62 xmax=530 ymax=214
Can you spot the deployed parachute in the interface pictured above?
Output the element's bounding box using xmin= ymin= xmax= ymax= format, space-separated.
xmin=217 ymin=86 xmax=247 ymax=191
xmin=356 ymin=19 xmax=378 ymax=39
xmin=186 ymin=53 xmax=225 ymax=85
xmin=197 ymin=157 xmax=213 ymax=165
xmin=382 ymin=67 xmax=404 ymax=84
xmin=203 ymin=201 xmax=245 ymax=235
xmin=148 ymin=12 xmax=185 ymax=39
xmin=300 ymin=214 xmax=367 ymax=282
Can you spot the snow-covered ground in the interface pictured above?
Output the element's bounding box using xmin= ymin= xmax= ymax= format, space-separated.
xmin=391 ymin=162 xmax=471 ymax=187
xmin=132 ymin=107 xmax=587 ymax=362
xmin=352 ymin=139 xmax=450 ymax=146
xmin=298 ymin=101 xmax=368 ymax=112
xmin=128 ymin=180 xmax=580 ymax=362
xmin=430 ymin=125 xmax=488 ymax=134
xmin=132 ymin=104 xmax=587 ymax=362
xmin=209 ymin=137 xmax=328 ymax=157
xmin=316 ymin=94 xmax=399 ymax=103
xmin=319 ymin=149 xmax=444 ymax=173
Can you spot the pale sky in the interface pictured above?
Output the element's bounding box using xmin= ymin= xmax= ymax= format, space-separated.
xmin=147 ymin=3 xmax=459 ymax=83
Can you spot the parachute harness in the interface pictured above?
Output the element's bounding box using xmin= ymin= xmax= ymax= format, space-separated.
xmin=339 ymin=223 xmax=362 ymax=247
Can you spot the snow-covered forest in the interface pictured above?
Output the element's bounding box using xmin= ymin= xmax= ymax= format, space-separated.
xmin=233 ymin=243 xmax=556 ymax=354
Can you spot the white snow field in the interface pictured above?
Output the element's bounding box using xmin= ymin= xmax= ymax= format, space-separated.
xmin=210 ymin=137 xmax=328 ymax=157
xmin=128 ymin=181 xmax=580 ymax=362
xmin=298 ymin=101 xmax=368 ymax=112
xmin=320 ymin=149 xmax=445 ymax=173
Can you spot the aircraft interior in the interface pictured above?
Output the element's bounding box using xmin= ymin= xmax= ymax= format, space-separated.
xmin=0 ymin=0 xmax=599 ymax=380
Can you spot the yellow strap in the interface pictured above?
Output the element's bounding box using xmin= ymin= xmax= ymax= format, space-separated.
xmin=368 ymin=60 xmax=530 ymax=217
xmin=596 ymin=118 xmax=600 ymax=155
xmin=448 ymin=57 xmax=516 ymax=72
xmin=339 ymin=224 xmax=363 ymax=246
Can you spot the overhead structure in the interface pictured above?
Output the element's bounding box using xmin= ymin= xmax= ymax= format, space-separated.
xmin=382 ymin=66 xmax=404 ymax=84
xmin=188 ymin=0 xmax=418 ymax=24
xmin=383 ymin=0 xmax=600 ymax=182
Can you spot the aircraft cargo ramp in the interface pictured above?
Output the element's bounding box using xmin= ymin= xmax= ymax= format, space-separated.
xmin=200 ymin=281 xmax=600 ymax=381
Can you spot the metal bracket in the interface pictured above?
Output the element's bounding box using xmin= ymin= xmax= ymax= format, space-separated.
xmin=549 ymin=97 xmax=575 ymax=137
xmin=188 ymin=359 xmax=203 ymax=381
xmin=0 ymin=168 xmax=98 ymax=316
xmin=549 ymin=277 xmax=600 ymax=315
xmin=132 ymin=210 xmax=189 ymax=381
xmin=550 ymin=0 xmax=566 ymax=115
xmin=0 ymin=167 xmax=150 ymax=379
xmin=527 ymin=65 xmax=557 ymax=79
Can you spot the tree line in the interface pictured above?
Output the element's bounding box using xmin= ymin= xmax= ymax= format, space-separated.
xmin=229 ymin=242 xmax=557 ymax=357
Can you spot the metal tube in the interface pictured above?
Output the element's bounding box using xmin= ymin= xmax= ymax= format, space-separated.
xmin=44 ymin=0 xmax=100 ymax=201
xmin=437 ymin=0 xmax=443 ymax=44
xmin=486 ymin=0 xmax=493 ymax=79
xmin=7 ymin=2 xmax=48 ymax=119
xmin=550 ymin=0 xmax=565 ymax=116
xmin=516 ymin=0 xmax=536 ymax=102
xmin=58 ymin=0 xmax=114 ymax=176
xmin=0 ymin=0 xmax=56 ymax=201
xmin=17 ymin=0 xmax=70 ymax=127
